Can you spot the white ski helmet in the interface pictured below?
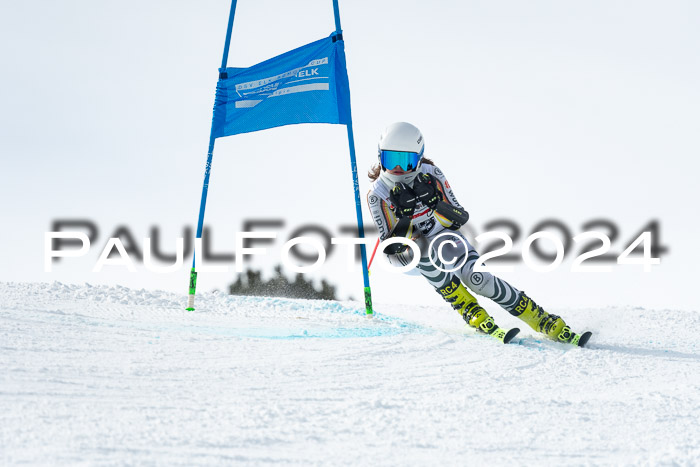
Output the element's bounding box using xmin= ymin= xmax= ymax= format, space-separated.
xmin=378 ymin=122 xmax=425 ymax=185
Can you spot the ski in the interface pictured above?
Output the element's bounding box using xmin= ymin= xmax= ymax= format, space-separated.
xmin=556 ymin=326 xmax=593 ymax=347
xmin=571 ymin=331 xmax=593 ymax=347
xmin=510 ymin=330 xmax=593 ymax=348
xmin=489 ymin=326 xmax=520 ymax=344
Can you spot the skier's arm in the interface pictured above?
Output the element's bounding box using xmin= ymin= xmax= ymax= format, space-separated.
xmin=429 ymin=166 xmax=465 ymax=210
xmin=414 ymin=170 xmax=469 ymax=229
xmin=367 ymin=191 xmax=397 ymax=241
xmin=367 ymin=189 xmax=421 ymax=275
xmin=367 ymin=191 xmax=414 ymax=255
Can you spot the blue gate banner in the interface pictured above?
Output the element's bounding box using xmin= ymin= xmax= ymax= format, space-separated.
xmin=212 ymin=34 xmax=351 ymax=137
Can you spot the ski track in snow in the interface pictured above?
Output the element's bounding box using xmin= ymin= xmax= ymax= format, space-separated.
xmin=1 ymin=281 xmax=698 ymax=466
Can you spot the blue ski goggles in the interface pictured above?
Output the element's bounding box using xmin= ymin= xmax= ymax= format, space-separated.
xmin=379 ymin=148 xmax=424 ymax=172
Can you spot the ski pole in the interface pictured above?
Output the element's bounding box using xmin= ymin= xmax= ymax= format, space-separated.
xmin=367 ymin=237 xmax=380 ymax=274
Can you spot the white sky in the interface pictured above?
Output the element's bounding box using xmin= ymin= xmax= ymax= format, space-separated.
xmin=1 ymin=0 xmax=698 ymax=312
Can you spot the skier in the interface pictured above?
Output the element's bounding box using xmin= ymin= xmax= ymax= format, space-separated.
xmin=367 ymin=122 xmax=589 ymax=345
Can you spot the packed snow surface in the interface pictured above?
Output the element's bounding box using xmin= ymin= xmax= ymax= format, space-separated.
xmin=1 ymin=282 xmax=698 ymax=465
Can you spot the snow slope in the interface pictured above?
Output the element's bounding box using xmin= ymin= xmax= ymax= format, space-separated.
xmin=1 ymin=282 xmax=698 ymax=465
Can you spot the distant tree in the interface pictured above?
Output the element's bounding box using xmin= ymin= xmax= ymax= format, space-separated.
xmin=229 ymin=265 xmax=338 ymax=300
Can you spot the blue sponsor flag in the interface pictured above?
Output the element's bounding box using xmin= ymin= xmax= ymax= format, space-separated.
xmin=189 ymin=1 xmax=373 ymax=316
xmin=212 ymin=34 xmax=351 ymax=137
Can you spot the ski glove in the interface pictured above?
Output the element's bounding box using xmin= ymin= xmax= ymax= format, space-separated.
xmin=412 ymin=173 xmax=443 ymax=209
xmin=389 ymin=182 xmax=417 ymax=219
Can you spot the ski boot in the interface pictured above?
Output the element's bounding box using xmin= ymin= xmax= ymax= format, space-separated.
xmin=437 ymin=277 xmax=519 ymax=344
xmin=509 ymin=292 xmax=591 ymax=346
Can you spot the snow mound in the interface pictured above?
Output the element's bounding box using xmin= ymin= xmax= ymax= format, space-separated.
xmin=2 ymin=281 xmax=423 ymax=340
xmin=1 ymin=282 xmax=698 ymax=465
